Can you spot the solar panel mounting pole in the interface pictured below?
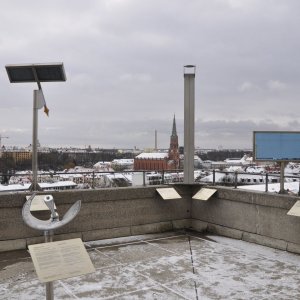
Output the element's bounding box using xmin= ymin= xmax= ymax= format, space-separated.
xmin=32 ymin=68 xmax=42 ymax=191
xmin=5 ymin=63 xmax=66 ymax=191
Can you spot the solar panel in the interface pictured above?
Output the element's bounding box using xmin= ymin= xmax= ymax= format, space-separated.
xmin=5 ymin=63 xmax=66 ymax=83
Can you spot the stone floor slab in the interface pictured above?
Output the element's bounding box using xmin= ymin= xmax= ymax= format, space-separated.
xmin=0 ymin=232 xmax=300 ymax=299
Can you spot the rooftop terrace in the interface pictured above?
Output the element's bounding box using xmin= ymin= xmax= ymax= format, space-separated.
xmin=1 ymin=184 xmax=300 ymax=299
xmin=1 ymin=231 xmax=300 ymax=299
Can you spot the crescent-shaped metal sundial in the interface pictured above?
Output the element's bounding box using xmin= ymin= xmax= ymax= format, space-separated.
xmin=22 ymin=193 xmax=81 ymax=231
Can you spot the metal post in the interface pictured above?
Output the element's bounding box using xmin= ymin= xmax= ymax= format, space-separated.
xmin=234 ymin=172 xmax=238 ymax=189
xmin=279 ymin=161 xmax=286 ymax=194
xmin=213 ymin=169 xmax=215 ymax=186
xmin=32 ymin=91 xmax=39 ymax=191
xmin=143 ymin=171 xmax=146 ymax=186
xmin=265 ymin=173 xmax=268 ymax=192
xmin=44 ymin=230 xmax=54 ymax=300
xmin=6 ymin=63 xmax=66 ymax=190
xmin=183 ymin=65 xmax=195 ymax=184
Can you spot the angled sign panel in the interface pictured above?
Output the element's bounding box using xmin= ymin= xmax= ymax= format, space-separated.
xmin=156 ymin=187 xmax=182 ymax=200
xmin=192 ymin=188 xmax=217 ymax=201
xmin=287 ymin=201 xmax=300 ymax=217
xmin=29 ymin=238 xmax=95 ymax=283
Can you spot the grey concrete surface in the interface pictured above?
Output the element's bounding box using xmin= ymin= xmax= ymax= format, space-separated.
xmin=0 ymin=186 xmax=191 ymax=243
xmin=1 ymin=185 xmax=300 ymax=254
xmin=1 ymin=232 xmax=300 ymax=299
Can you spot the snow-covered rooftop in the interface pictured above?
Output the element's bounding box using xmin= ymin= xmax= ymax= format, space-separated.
xmin=111 ymin=159 xmax=134 ymax=166
xmin=238 ymin=181 xmax=299 ymax=194
xmin=135 ymin=152 xmax=168 ymax=159
xmin=1 ymin=232 xmax=300 ymax=299
xmin=0 ymin=181 xmax=77 ymax=192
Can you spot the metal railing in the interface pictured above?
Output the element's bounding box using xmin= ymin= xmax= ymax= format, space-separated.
xmin=1 ymin=169 xmax=300 ymax=194
xmin=0 ymin=169 xmax=185 ymax=191
xmin=207 ymin=169 xmax=300 ymax=195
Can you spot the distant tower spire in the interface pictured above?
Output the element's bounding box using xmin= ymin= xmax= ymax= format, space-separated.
xmin=172 ymin=114 xmax=177 ymax=137
xmin=168 ymin=115 xmax=179 ymax=169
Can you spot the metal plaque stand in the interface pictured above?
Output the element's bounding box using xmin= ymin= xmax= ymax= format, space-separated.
xmin=22 ymin=194 xmax=81 ymax=300
xmin=44 ymin=230 xmax=54 ymax=300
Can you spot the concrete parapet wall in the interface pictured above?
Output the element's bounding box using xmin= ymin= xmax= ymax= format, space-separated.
xmin=0 ymin=186 xmax=191 ymax=252
xmin=1 ymin=185 xmax=300 ymax=254
xmin=191 ymin=186 xmax=300 ymax=252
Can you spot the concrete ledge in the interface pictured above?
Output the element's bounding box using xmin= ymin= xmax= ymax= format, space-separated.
xmin=131 ymin=221 xmax=173 ymax=235
xmin=83 ymin=227 xmax=131 ymax=242
xmin=216 ymin=186 xmax=296 ymax=210
xmin=1 ymin=186 xmax=300 ymax=254
xmin=287 ymin=242 xmax=300 ymax=255
xmin=191 ymin=219 xmax=208 ymax=232
xmin=207 ymin=223 xmax=243 ymax=240
xmin=0 ymin=239 xmax=26 ymax=252
xmin=172 ymin=219 xmax=191 ymax=230
xmin=242 ymin=232 xmax=287 ymax=251
xmin=26 ymin=232 xmax=82 ymax=247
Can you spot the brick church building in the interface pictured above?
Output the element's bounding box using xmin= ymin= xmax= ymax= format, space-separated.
xmin=134 ymin=116 xmax=180 ymax=171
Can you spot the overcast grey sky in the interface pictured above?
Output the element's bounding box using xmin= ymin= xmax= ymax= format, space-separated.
xmin=1 ymin=0 xmax=300 ymax=149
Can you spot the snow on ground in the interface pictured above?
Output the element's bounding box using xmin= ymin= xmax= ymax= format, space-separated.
xmin=238 ymin=181 xmax=299 ymax=194
xmin=1 ymin=233 xmax=300 ymax=299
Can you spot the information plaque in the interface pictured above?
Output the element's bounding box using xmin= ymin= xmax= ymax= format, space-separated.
xmin=156 ymin=187 xmax=182 ymax=200
xmin=287 ymin=201 xmax=300 ymax=217
xmin=26 ymin=195 xmax=56 ymax=212
xmin=28 ymin=238 xmax=95 ymax=283
xmin=192 ymin=188 xmax=217 ymax=201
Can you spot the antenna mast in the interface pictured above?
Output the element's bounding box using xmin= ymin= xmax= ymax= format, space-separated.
xmin=0 ymin=135 xmax=9 ymax=150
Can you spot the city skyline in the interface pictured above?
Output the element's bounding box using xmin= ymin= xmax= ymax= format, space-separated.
xmin=1 ymin=0 xmax=300 ymax=149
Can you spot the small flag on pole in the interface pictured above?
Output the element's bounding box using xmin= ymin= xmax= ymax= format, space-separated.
xmin=36 ymin=90 xmax=49 ymax=117
xmin=43 ymin=104 xmax=49 ymax=116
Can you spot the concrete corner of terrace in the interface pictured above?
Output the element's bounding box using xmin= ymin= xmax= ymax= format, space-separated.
xmin=1 ymin=184 xmax=300 ymax=299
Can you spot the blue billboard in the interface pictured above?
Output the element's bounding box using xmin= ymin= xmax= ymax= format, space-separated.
xmin=253 ymin=131 xmax=300 ymax=161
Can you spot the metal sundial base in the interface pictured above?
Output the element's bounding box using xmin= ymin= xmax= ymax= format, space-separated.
xmin=22 ymin=194 xmax=81 ymax=231
xmin=22 ymin=193 xmax=81 ymax=300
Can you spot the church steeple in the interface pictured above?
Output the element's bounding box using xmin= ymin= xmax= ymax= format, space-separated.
xmin=168 ymin=115 xmax=179 ymax=169
xmin=171 ymin=114 xmax=177 ymax=137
